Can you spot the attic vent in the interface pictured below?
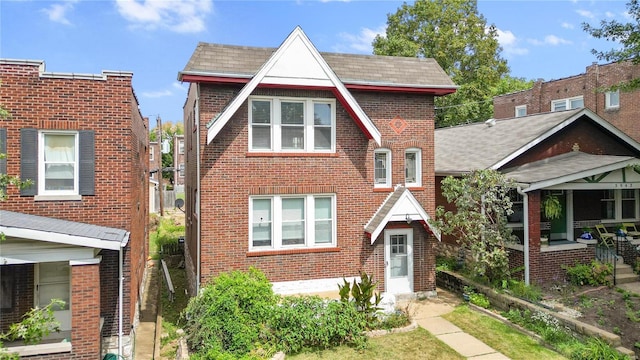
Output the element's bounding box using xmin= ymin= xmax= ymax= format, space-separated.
xmin=484 ymin=118 xmax=496 ymax=127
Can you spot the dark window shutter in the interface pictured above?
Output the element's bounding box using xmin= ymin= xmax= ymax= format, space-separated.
xmin=79 ymin=130 xmax=95 ymax=195
xmin=20 ymin=128 xmax=37 ymax=196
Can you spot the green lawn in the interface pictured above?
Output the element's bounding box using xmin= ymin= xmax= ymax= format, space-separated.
xmin=442 ymin=305 xmax=568 ymax=360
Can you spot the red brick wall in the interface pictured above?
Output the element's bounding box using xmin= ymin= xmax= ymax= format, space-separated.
xmin=494 ymin=61 xmax=640 ymax=142
xmin=187 ymin=84 xmax=437 ymax=293
xmin=0 ymin=264 xmax=34 ymax=332
xmin=71 ymin=263 xmax=101 ymax=359
xmin=0 ymin=61 xmax=148 ymax=342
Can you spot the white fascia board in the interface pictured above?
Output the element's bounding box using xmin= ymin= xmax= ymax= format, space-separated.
xmin=0 ymin=247 xmax=96 ymax=265
xmin=0 ymin=227 xmax=125 ymax=251
xmin=207 ymin=26 xmax=381 ymax=146
xmin=523 ymin=158 xmax=640 ymax=192
xmin=369 ymin=191 xmax=440 ymax=243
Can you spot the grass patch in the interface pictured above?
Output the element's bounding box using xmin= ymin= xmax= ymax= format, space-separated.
xmin=286 ymin=327 xmax=464 ymax=360
xmin=158 ymin=267 xmax=189 ymax=359
xmin=442 ymin=305 xmax=567 ymax=360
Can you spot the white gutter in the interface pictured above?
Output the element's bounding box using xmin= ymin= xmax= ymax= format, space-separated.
xmin=196 ymin=85 xmax=202 ymax=293
xmin=517 ymin=186 xmax=530 ymax=285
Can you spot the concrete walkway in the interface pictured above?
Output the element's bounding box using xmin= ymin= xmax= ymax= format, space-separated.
xmin=134 ymin=260 xmax=159 ymax=360
xmin=407 ymin=289 xmax=510 ymax=360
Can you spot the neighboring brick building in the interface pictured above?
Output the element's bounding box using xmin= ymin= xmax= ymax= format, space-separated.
xmin=0 ymin=59 xmax=149 ymax=359
xmin=177 ymin=27 xmax=456 ymax=297
xmin=493 ymin=60 xmax=640 ymax=142
xmin=173 ymin=134 xmax=185 ymax=187
xmin=435 ymin=108 xmax=640 ymax=285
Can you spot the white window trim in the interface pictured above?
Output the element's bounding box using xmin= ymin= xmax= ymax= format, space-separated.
xmin=601 ymin=189 xmax=638 ymax=222
xmin=605 ymin=90 xmax=620 ymax=109
xmin=249 ymin=194 xmax=337 ymax=251
xmin=248 ymin=96 xmax=336 ymax=153
xmin=149 ymin=146 xmax=154 ymax=161
xmin=178 ymin=140 xmax=184 ymax=154
xmin=38 ymin=131 xmax=79 ymax=196
xmin=515 ymin=105 xmax=527 ymax=117
xmin=374 ymin=149 xmax=392 ymax=188
xmin=551 ymin=96 xmax=584 ymax=112
xmin=405 ymin=148 xmax=421 ymax=187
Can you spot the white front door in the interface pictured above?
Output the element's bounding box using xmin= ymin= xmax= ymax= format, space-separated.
xmin=36 ymin=262 xmax=71 ymax=331
xmin=384 ymin=229 xmax=413 ymax=294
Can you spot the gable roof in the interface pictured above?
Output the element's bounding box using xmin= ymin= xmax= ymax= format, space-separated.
xmin=364 ymin=185 xmax=440 ymax=243
xmin=0 ymin=210 xmax=129 ymax=250
xmin=435 ymin=108 xmax=640 ymax=175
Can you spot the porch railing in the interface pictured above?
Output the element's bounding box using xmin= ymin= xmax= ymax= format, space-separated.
xmin=595 ymin=235 xmax=623 ymax=285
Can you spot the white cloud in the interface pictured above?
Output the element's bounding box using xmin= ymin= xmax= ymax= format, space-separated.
xmin=496 ymin=28 xmax=528 ymax=56
xmin=337 ymin=26 xmax=385 ymax=53
xmin=41 ymin=0 xmax=78 ymax=25
xmin=605 ymin=11 xmax=615 ymax=18
xmin=528 ymin=35 xmax=572 ymax=46
xmin=576 ymin=9 xmax=595 ymax=19
xmin=142 ymin=89 xmax=172 ymax=98
xmin=561 ymin=22 xmax=574 ymax=29
xmin=172 ymin=82 xmax=187 ymax=90
xmin=115 ymin=0 xmax=212 ymax=33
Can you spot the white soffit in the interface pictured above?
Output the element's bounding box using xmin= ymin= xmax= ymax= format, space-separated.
xmin=206 ymin=26 xmax=381 ymax=145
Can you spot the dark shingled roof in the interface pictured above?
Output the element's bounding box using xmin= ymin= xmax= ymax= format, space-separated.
xmin=364 ymin=185 xmax=406 ymax=235
xmin=0 ymin=210 xmax=128 ymax=244
xmin=180 ymin=42 xmax=457 ymax=89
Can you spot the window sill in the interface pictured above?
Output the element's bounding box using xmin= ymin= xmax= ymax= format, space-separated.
xmin=405 ymin=186 xmax=424 ymax=191
xmin=4 ymin=341 xmax=72 ymax=357
xmin=373 ymin=187 xmax=393 ymax=192
xmin=246 ymin=152 xmax=338 ymax=158
xmin=247 ymin=247 xmax=340 ymax=257
xmin=34 ymin=194 xmax=82 ymax=201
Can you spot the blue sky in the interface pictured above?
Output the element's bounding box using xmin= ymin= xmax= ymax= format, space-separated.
xmin=0 ymin=0 xmax=632 ymax=124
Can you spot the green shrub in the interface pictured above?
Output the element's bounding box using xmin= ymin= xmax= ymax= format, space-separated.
xmin=568 ymin=338 xmax=629 ymax=360
xmin=267 ymin=295 xmax=367 ymax=354
xmin=154 ymin=217 xmax=185 ymax=251
xmin=338 ymin=272 xmax=381 ymax=327
xmin=181 ymin=268 xmax=277 ymax=357
xmin=563 ymin=260 xmax=612 ymax=286
xmin=376 ymin=310 xmax=411 ymax=330
xmin=436 ymin=256 xmax=458 ymax=272
xmin=469 ymin=292 xmax=490 ymax=309
xmin=501 ymin=279 xmax=542 ymax=302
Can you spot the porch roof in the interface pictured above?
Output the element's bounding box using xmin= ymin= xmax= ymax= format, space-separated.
xmin=0 ymin=210 xmax=129 ymax=250
xmin=504 ymin=151 xmax=640 ymax=191
xmin=435 ymin=108 xmax=640 ymax=175
xmin=364 ymin=185 xmax=440 ymax=243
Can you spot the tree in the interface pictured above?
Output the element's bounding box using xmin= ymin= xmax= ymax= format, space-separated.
xmin=150 ymin=121 xmax=184 ymax=185
xmin=432 ymin=169 xmax=516 ymax=284
xmin=373 ymin=0 xmax=509 ymax=127
xmin=583 ymin=0 xmax=640 ymax=91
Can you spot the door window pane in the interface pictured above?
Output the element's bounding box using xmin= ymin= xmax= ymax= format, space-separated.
xmin=390 ymin=235 xmax=408 ymax=277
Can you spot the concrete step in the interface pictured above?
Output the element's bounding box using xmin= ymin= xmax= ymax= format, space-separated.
xmin=615 ymin=272 xmax=640 ymax=284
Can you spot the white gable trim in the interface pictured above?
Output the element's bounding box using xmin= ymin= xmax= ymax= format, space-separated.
xmin=367 ymin=189 xmax=441 ymax=244
xmin=0 ymin=226 xmax=129 ymax=251
xmin=206 ymin=26 xmax=381 ymax=145
xmin=491 ymin=108 xmax=640 ymax=170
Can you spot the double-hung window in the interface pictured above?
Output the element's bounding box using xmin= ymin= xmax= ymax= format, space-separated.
xmin=405 ymin=148 xmax=421 ymax=187
xmin=250 ymin=194 xmax=336 ymax=250
xmin=515 ymin=105 xmax=527 ymax=117
xmin=374 ymin=149 xmax=391 ymax=188
xmin=551 ymin=96 xmax=583 ymax=112
xmin=249 ymin=97 xmax=335 ymax=152
xmin=39 ymin=131 xmax=78 ymax=195
xmin=606 ymin=90 xmax=620 ymax=109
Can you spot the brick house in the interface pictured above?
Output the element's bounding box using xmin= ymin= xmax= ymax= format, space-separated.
xmin=173 ymin=134 xmax=185 ymax=188
xmin=435 ymin=108 xmax=640 ymax=285
xmin=177 ymin=27 xmax=456 ymax=297
xmin=0 ymin=59 xmax=149 ymax=359
xmin=493 ymin=60 xmax=640 ymax=142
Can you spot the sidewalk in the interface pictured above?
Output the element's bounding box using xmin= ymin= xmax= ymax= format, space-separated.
xmin=407 ymin=289 xmax=510 ymax=360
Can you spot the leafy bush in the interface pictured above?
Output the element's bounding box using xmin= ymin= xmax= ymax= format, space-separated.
xmin=0 ymin=299 xmax=64 ymax=345
xmin=563 ymin=261 xmax=613 ymax=286
xmin=469 ymin=292 xmax=490 ymax=309
xmin=377 ymin=310 xmax=411 ymax=330
xmin=568 ymin=338 xmax=629 ymax=360
xmin=338 ymin=272 xmax=381 ymax=327
xmin=153 ymin=216 xmax=185 ymax=251
xmin=181 ymin=268 xmax=277 ymax=358
xmin=501 ymin=279 xmax=542 ymax=302
xmin=436 ymin=256 xmax=458 ymax=272
xmin=267 ymin=295 xmax=367 ymax=354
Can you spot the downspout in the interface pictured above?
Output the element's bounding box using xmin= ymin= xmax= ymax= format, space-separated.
xmin=517 ymin=186 xmax=530 ymax=285
xmin=195 ymin=85 xmax=201 ymax=292
xmin=118 ymin=234 xmax=128 ymax=358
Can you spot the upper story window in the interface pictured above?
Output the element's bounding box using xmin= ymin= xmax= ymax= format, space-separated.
xmin=249 ymin=97 xmax=336 ymax=152
xmin=250 ymin=194 xmax=336 ymax=250
xmin=178 ymin=140 xmax=184 ymax=154
xmin=551 ymin=96 xmax=583 ymax=112
xmin=39 ymin=132 xmax=78 ymax=196
xmin=149 ymin=146 xmax=154 ymax=161
xmin=374 ymin=149 xmax=391 ymax=188
xmin=515 ymin=105 xmax=527 ymax=118
xmin=405 ymin=148 xmax=421 ymax=187
xmin=606 ymin=90 xmax=620 ymax=109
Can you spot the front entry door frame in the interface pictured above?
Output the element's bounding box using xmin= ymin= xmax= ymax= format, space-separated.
xmin=384 ymin=228 xmax=413 ymax=294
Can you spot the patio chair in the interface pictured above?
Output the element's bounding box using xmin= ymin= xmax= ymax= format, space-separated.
xmin=595 ymin=224 xmax=615 ymax=247
xmin=621 ymin=222 xmax=640 ymax=237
